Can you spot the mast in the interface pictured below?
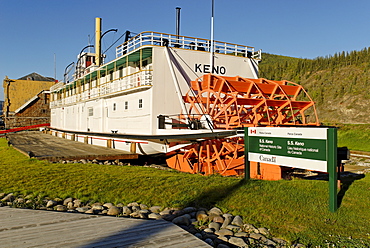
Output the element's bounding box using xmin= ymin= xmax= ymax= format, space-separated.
xmin=210 ymin=0 xmax=215 ymax=71
xmin=95 ymin=17 xmax=102 ymax=66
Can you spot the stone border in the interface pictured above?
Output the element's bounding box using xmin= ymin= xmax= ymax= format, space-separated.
xmin=0 ymin=192 xmax=305 ymax=248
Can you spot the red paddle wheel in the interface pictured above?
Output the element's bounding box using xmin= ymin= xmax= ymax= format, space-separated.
xmin=166 ymin=74 xmax=319 ymax=178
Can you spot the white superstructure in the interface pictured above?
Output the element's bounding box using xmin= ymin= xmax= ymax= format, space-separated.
xmin=50 ymin=20 xmax=261 ymax=155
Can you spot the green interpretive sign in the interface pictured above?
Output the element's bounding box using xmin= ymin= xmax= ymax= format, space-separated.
xmin=244 ymin=126 xmax=338 ymax=212
xmin=246 ymin=127 xmax=328 ymax=172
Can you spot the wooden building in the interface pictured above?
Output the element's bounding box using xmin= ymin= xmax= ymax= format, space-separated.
xmin=3 ymin=73 xmax=56 ymax=129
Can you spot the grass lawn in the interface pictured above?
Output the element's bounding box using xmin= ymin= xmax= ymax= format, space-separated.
xmin=1 ymin=136 xmax=370 ymax=247
xmin=335 ymin=123 xmax=370 ymax=152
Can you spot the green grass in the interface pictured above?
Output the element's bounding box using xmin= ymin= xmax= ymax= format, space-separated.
xmin=335 ymin=123 xmax=370 ymax=152
xmin=1 ymin=137 xmax=370 ymax=246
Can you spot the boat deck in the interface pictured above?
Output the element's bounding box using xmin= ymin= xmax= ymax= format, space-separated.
xmin=6 ymin=131 xmax=138 ymax=162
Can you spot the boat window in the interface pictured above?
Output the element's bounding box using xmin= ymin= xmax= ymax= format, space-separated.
xmin=138 ymin=99 xmax=143 ymax=109
xmin=124 ymin=101 xmax=128 ymax=110
xmin=88 ymin=107 xmax=93 ymax=116
xmin=113 ymin=103 xmax=116 ymax=111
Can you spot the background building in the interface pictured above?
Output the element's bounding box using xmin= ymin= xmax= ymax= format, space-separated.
xmin=3 ymin=73 xmax=55 ymax=129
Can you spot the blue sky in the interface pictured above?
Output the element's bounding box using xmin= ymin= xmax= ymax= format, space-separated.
xmin=1 ymin=0 xmax=370 ymax=100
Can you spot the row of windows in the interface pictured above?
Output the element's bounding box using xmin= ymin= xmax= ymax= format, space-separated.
xmin=83 ymin=99 xmax=143 ymax=116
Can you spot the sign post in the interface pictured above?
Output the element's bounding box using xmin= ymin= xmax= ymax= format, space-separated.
xmin=327 ymin=128 xmax=338 ymax=212
xmin=244 ymin=126 xmax=338 ymax=212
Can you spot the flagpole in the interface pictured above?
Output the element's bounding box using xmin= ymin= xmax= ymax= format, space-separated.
xmin=210 ymin=0 xmax=215 ymax=72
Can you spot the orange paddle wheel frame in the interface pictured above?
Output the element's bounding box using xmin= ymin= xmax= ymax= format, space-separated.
xmin=166 ymin=74 xmax=320 ymax=179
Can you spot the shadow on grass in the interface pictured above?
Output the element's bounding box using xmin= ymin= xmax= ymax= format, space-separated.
xmin=337 ymin=172 xmax=365 ymax=207
xmin=181 ymin=178 xmax=248 ymax=209
xmin=296 ymin=171 xmax=365 ymax=208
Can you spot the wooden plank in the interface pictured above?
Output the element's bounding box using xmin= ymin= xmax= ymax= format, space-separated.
xmin=0 ymin=207 xmax=210 ymax=248
xmin=7 ymin=131 xmax=138 ymax=161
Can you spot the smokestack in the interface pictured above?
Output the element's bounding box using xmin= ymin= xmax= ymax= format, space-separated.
xmin=176 ymin=7 xmax=181 ymax=37
xmin=95 ymin=17 xmax=102 ymax=66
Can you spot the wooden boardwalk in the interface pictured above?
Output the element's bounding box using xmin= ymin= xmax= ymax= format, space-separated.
xmin=0 ymin=207 xmax=210 ymax=248
xmin=6 ymin=131 xmax=138 ymax=162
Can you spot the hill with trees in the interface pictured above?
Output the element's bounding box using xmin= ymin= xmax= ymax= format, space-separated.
xmin=259 ymin=49 xmax=370 ymax=124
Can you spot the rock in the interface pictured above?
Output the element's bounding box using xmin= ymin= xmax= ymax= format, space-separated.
xmin=127 ymin=202 xmax=139 ymax=207
xmin=76 ymin=207 xmax=90 ymax=213
xmin=194 ymin=233 xmax=202 ymax=239
xmin=231 ymin=215 xmax=244 ymax=227
xmin=159 ymin=209 xmax=172 ymax=215
xmin=139 ymin=209 xmax=150 ymax=214
xmin=15 ymin=198 xmax=25 ymax=204
xmin=243 ymin=223 xmax=259 ymax=233
xmin=63 ymin=198 xmax=73 ymax=206
xmin=234 ymin=232 xmax=248 ymax=237
xmin=204 ymin=238 xmax=214 ymax=246
xmin=213 ymin=216 xmax=224 ymax=223
xmin=2 ymin=193 xmax=14 ymax=202
xmin=265 ymin=238 xmax=277 ymax=246
xmin=203 ymin=228 xmax=214 ymax=233
xmin=225 ymin=224 xmax=242 ymax=232
xmin=196 ymin=210 xmax=209 ymax=222
xmin=208 ymin=222 xmax=221 ymax=231
xmin=46 ymin=200 xmax=57 ymax=208
xmin=103 ymin=202 xmax=114 ymax=209
xmin=148 ymin=213 xmax=163 ymax=220
xmin=130 ymin=212 xmax=141 ymax=218
xmin=73 ymin=199 xmax=82 ymax=208
xmin=116 ymin=203 xmax=124 ymax=208
xmin=139 ymin=204 xmax=148 ymax=210
xmin=217 ymin=235 xmax=229 ymax=242
xmin=67 ymin=202 xmax=74 ymax=209
xmin=102 ymin=210 xmax=108 ymax=214
xmin=172 ymin=215 xmax=191 ymax=226
xmin=208 ymin=207 xmax=223 ymax=216
xmin=85 ymin=209 xmax=94 ymax=214
xmin=172 ymin=209 xmax=184 ymax=216
xmin=249 ymin=233 xmax=267 ymax=241
xmin=55 ymin=205 xmax=67 ymax=212
xmin=221 ymin=214 xmax=233 ymax=229
xmin=139 ymin=213 xmax=148 ymax=219
xmin=229 ymin=236 xmax=248 ymax=247
xmin=80 ymin=159 xmax=87 ymax=164
xmin=0 ymin=192 xmax=5 ymax=198
xmin=215 ymin=228 xmax=234 ymax=237
xmin=217 ymin=244 xmax=230 ymax=248
xmin=132 ymin=205 xmax=141 ymax=212
xmin=92 ymin=205 xmax=104 ymax=211
xmin=149 ymin=206 xmax=162 ymax=213
xmin=257 ymin=227 xmax=270 ymax=236
xmin=107 ymin=206 xmax=121 ymax=216
xmin=183 ymin=206 xmax=197 ymax=213
xmin=121 ymin=206 xmax=132 ymax=216
xmin=54 ymin=198 xmax=63 ymax=204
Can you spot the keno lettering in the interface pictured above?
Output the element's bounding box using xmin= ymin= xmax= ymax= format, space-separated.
xmin=195 ymin=64 xmax=226 ymax=75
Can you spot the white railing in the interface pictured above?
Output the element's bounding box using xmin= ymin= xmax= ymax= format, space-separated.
xmin=50 ymin=70 xmax=153 ymax=107
xmin=116 ymin=31 xmax=261 ymax=60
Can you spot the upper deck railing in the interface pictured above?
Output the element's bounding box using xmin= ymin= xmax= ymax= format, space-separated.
xmin=116 ymin=31 xmax=261 ymax=60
